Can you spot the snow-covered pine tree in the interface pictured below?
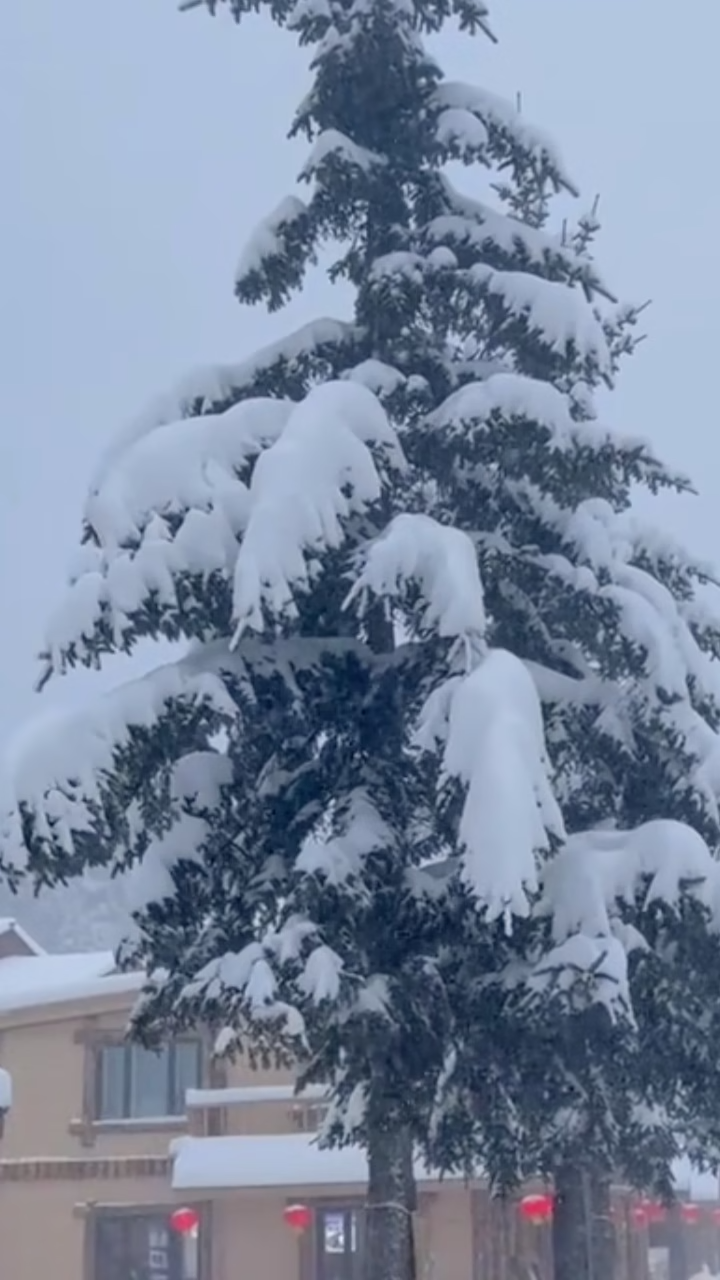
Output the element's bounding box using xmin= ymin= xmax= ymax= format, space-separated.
xmin=5 ymin=3 xmax=720 ymax=1280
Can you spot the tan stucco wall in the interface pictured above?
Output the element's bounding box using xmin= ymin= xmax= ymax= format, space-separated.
xmin=0 ymin=1174 xmax=172 ymax=1280
xmin=423 ymin=1185 xmax=475 ymax=1280
xmin=0 ymin=1016 xmax=84 ymax=1158
xmin=212 ymin=1192 xmax=300 ymax=1280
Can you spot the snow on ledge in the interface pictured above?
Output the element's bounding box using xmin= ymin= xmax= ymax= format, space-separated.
xmin=672 ymin=1157 xmax=720 ymax=1203
xmin=186 ymin=1083 xmax=327 ymax=1109
xmin=0 ymin=1067 xmax=12 ymax=1111
xmin=171 ymin=1133 xmax=464 ymax=1191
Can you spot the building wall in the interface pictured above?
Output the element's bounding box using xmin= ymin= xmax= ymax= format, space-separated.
xmin=213 ymin=1193 xmax=299 ymax=1280
xmin=0 ymin=1173 xmax=175 ymax=1280
xmin=0 ymin=999 xmax=189 ymax=1160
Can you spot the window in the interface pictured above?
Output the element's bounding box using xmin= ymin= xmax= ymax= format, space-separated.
xmin=95 ymin=1040 xmax=201 ymax=1121
xmin=93 ymin=1211 xmax=200 ymax=1280
xmin=292 ymin=1103 xmax=329 ymax=1132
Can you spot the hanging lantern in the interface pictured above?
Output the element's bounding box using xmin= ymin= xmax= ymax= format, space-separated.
xmin=681 ymin=1203 xmax=701 ymax=1226
xmin=644 ymin=1201 xmax=667 ymax=1225
xmin=630 ymin=1203 xmax=649 ymax=1228
xmin=284 ymin=1203 xmax=312 ymax=1234
xmin=519 ymin=1193 xmax=554 ymax=1226
xmin=170 ymin=1206 xmax=200 ymax=1236
xmin=710 ymin=1207 xmax=720 ymax=1227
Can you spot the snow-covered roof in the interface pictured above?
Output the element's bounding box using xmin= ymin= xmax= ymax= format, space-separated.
xmin=171 ymin=1133 xmax=464 ymax=1191
xmin=0 ymin=951 xmax=144 ymax=1016
xmin=0 ymin=918 xmax=45 ymax=957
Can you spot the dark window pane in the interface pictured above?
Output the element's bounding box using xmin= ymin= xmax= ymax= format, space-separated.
xmin=129 ymin=1045 xmax=171 ymax=1118
xmin=95 ymin=1215 xmax=186 ymax=1280
xmin=98 ymin=1045 xmax=127 ymax=1120
xmin=173 ymin=1041 xmax=202 ymax=1113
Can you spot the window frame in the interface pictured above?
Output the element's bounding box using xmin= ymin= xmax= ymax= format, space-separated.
xmin=93 ymin=1037 xmax=203 ymax=1124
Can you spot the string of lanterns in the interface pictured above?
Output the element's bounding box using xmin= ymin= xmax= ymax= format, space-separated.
xmin=168 ymin=1197 xmax=720 ymax=1239
xmin=517 ymin=1196 xmax=720 ymax=1229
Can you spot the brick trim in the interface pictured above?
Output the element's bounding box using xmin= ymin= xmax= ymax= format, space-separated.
xmin=0 ymin=1154 xmax=172 ymax=1181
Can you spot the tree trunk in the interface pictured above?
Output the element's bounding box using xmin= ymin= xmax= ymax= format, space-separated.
xmin=552 ymin=1163 xmax=617 ymax=1280
xmin=364 ymin=1121 xmax=416 ymax=1280
xmin=552 ymin=1162 xmax=593 ymax=1280
xmin=588 ymin=1168 xmax=615 ymax=1280
xmin=667 ymin=1202 xmax=687 ymax=1280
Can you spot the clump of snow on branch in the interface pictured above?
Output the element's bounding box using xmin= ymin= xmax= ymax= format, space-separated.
xmin=43 ymin=398 xmax=294 ymax=670
xmin=236 ymin=196 xmax=309 ymax=284
xmin=542 ymin=820 xmax=720 ymax=943
xmin=300 ymin=129 xmax=386 ymax=180
xmin=345 ymin=512 xmax=486 ymax=656
xmin=430 ymin=371 xmax=648 ymax=458
xmin=431 ymin=81 xmax=576 ymax=193
xmin=296 ymin=789 xmax=393 ymax=885
xmin=124 ymin=750 xmax=233 ymax=911
xmin=420 ymin=651 xmax=565 ymax=919
xmin=435 ymin=107 xmax=489 ymax=159
xmin=232 ymin=381 xmax=401 ymax=640
xmin=298 ymin=944 xmax=344 ymax=1004
xmin=91 ymin=318 xmax=356 ymax=492
xmin=345 ymin=513 xmax=563 ymax=916
xmin=470 ymin=265 xmax=611 ymax=372
xmin=531 ymin=820 xmax=720 ymax=1014
xmin=86 ymin=397 xmax=292 ymax=549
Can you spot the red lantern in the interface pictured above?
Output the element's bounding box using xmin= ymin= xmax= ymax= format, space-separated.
xmin=644 ymin=1201 xmax=667 ymax=1225
xmin=681 ymin=1203 xmax=701 ymax=1226
xmin=170 ymin=1206 xmax=200 ymax=1236
xmin=711 ymin=1207 xmax=720 ymax=1226
xmin=519 ymin=1193 xmax=554 ymax=1226
xmin=284 ymin=1203 xmax=312 ymax=1234
xmin=630 ymin=1203 xmax=649 ymax=1228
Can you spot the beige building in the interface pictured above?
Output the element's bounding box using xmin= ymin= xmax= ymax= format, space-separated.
xmin=0 ymin=917 xmax=484 ymax=1280
xmin=0 ymin=916 xmax=718 ymax=1280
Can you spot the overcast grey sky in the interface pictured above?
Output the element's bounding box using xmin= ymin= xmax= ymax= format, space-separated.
xmin=2 ymin=0 xmax=719 ymax=751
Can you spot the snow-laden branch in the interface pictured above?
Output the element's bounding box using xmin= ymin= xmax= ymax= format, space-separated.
xmin=296 ymin=788 xmax=394 ymax=886
xmin=418 ymin=650 xmax=565 ymax=920
xmin=93 ymin=317 xmax=356 ymax=487
xmin=345 ymin=512 xmax=486 ymax=660
xmin=531 ymin=819 xmax=720 ymax=1016
xmin=3 ymin=636 xmax=368 ymax=871
xmin=1 ymin=652 xmax=235 ymax=865
xmin=431 ymin=81 xmax=577 ymax=195
xmin=542 ymin=820 xmax=720 ymax=941
xmin=468 ymin=264 xmax=611 ymax=374
xmin=231 ymin=381 xmax=402 ymax=641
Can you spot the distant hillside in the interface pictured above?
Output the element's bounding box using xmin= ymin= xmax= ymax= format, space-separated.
xmin=0 ymin=869 xmax=134 ymax=952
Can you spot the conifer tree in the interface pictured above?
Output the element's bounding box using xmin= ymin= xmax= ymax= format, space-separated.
xmin=6 ymin=4 xmax=720 ymax=1280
